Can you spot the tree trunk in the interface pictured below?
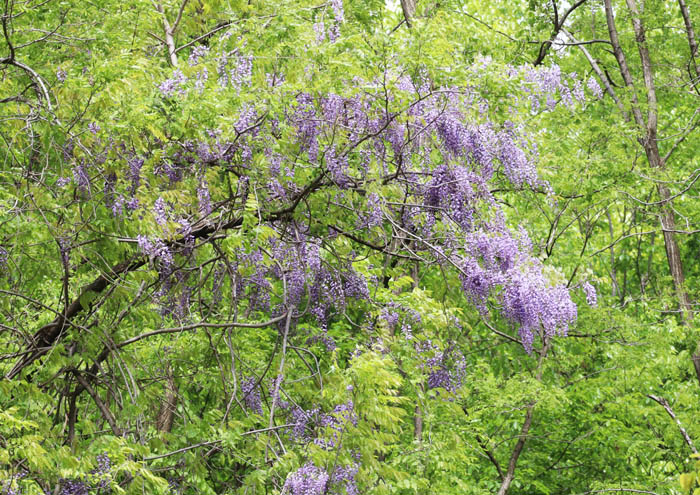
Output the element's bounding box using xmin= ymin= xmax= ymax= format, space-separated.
xmin=156 ymin=366 xmax=178 ymax=434
xmin=400 ymin=0 xmax=417 ymax=27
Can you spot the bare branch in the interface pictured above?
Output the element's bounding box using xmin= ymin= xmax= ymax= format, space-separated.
xmin=647 ymin=394 xmax=697 ymax=454
xmin=73 ymin=371 xmax=123 ymax=437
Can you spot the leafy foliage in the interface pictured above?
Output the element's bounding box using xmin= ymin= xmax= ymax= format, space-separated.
xmin=2 ymin=1 xmax=700 ymax=494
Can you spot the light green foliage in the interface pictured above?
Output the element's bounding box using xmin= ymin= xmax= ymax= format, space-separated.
xmin=2 ymin=0 xmax=700 ymax=494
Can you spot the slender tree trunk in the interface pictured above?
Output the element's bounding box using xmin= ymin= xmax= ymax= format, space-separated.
xmin=604 ymin=0 xmax=698 ymax=385
xmin=400 ymin=0 xmax=417 ymax=27
xmin=678 ymin=0 xmax=700 ymax=86
xmin=602 ymin=0 xmax=693 ymax=319
xmin=156 ymin=365 xmax=178 ymax=433
xmin=496 ymin=342 xmax=549 ymax=495
xmin=413 ymin=404 xmax=423 ymax=441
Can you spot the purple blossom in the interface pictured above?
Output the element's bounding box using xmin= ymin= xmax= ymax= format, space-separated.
xmin=331 ymin=463 xmax=359 ymax=495
xmin=58 ymin=453 xmax=112 ymax=495
xmin=328 ymin=23 xmax=341 ymax=43
xmin=560 ymin=83 xmax=573 ymax=108
xmin=57 ymin=67 xmax=67 ymax=82
xmin=197 ymin=179 xmax=212 ymax=215
xmin=289 ymin=405 xmax=318 ymax=441
xmin=581 ymin=281 xmax=597 ymax=307
xmin=137 ymin=235 xmax=174 ymax=269
xmin=381 ymin=308 xmax=399 ymax=329
xmin=0 ymin=247 xmax=8 ymax=272
xmin=266 ymin=72 xmax=285 ymax=87
xmin=313 ymin=21 xmax=326 ymax=43
xmin=236 ymin=104 xmax=257 ymax=133
xmin=137 ymin=234 xmax=152 ymax=255
xmin=110 ymin=195 xmax=123 ymax=217
xmin=307 ymin=331 xmax=336 ymax=352
xmin=287 ymin=268 xmax=307 ymax=307
xmin=59 ymin=479 xmax=89 ymax=495
xmin=283 ymin=464 xmax=329 ymax=495
xmin=498 ymin=129 xmax=538 ymax=188
xmin=188 ymin=45 xmax=209 ymax=66
xmin=331 ymin=0 xmax=344 ymax=22
xmin=128 ymin=156 xmax=144 ymax=193
xmin=241 ymin=376 xmax=263 ymax=414
xmin=502 ymin=263 xmax=577 ymax=352
xmin=56 ymin=176 xmax=71 ymax=187
xmin=325 ymin=147 xmax=349 ymax=188
xmin=322 ymin=93 xmax=344 ymax=123
xmin=361 ymin=192 xmax=383 ymax=228
xmin=217 ymin=52 xmax=230 ymax=87
xmin=426 ymin=345 xmax=467 ymax=392
xmin=88 ymin=122 xmax=100 ymax=135
xmin=571 ymin=78 xmax=585 ymax=104
xmin=343 ymin=269 xmax=369 ymax=300
xmin=587 ymin=76 xmax=603 ymax=99
xmin=230 ymin=53 xmax=253 ymax=91
xmin=195 ymin=67 xmax=208 ymax=92
xmin=94 ymin=452 xmax=111 ymax=474
xmin=153 ymin=197 xmax=168 ymax=226
xmin=73 ymin=162 xmax=90 ymax=191
xmin=158 ymin=70 xmax=187 ymax=97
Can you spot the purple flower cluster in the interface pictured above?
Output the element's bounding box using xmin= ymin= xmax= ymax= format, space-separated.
xmin=223 ymin=52 xmax=252 ymax=92
xmin=381 ymin=307 xmax=400 ymax=329
xmin=137 ymin=235 xmax=174 ymax=269
xmin=188 ymin=45 xmax=209 ymax=66
xmin=498 ymin=128 xmax=538 ymax=188
xmin=73 ymin=162 xmax=90 ymax=191
xmin=197 ymin=179 xmax=212 ymax=215
xmin=331 ymin=463 xmax=359 ymax=495
xmin=153 ymin=197 xmax=168 ymax=226
xmin=241 ymin=376 xmax=263 ymax=414
xmin=418 ymin=341 xmax=467 ymax=392
xmin=519 ymin=64 xmax=598 ymax=111
xmin=1 ymin=470 xmax=26 ymax=495
xmin=359 ymin=192 xmax=382 ymax=228
xmin=502 ymin=263 xmax=577 ymax=352
xmin=425 ymin=164 xmax=480 ymax=230
xmin=331 ymin=0 xmax=344 ymax=22
xmin=293 ymin=93 xmax=320 ymax=161
xmin=306 ymin=330 xmax=337 ymax=352
xmin=0 ymin=247 xmax=9 ymax=273
xmin=266 ymin=72 xmax=286 ymax=88
xmin=313 ymin=0 xmax=343 ymax=43
xmin=313 ymin=21 xmax=326 ymax=44
xmin=587 ymin=76 xmax=603 ymax=99
xmin=53 ymin=59 xmax=586 ymax=360
xmin=127 ymin=156 xmax=144 ymax=193
xmin=283 ymin=463 xmax=329 ymax=495
xmin=194 ymin=67 xmax=208 ymax=92
xmin=58 ymin=453 xmax=112 ymax=495
xmin=158 ymin=70 xmax=187 ymax=97
xmin=581 ymin=281 xmax=597 ymax=307
xmin=288 ymin=405 xmax=319 ymax=441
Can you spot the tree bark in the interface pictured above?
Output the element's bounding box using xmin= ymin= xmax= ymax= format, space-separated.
xmin=156 ymin=365 xmax=178 ymax=433
xmin=496 ymin=342 xmax=548 ymax=495
xmin=73 ymin=371 xmax=122 ymax=437
xmin=678 ymin=0 xmax=700 ymax=86
xmin=400 ymin=0 xmax=417 ymax=27
xmin=601 ymin=0 xmax=693 ymax=318
xmin=413 ymin=404 xmax=423 ymax=441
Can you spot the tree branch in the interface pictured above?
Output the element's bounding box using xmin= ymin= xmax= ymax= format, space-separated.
xmin=647 ymin=394 xmax=697 ymax=454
